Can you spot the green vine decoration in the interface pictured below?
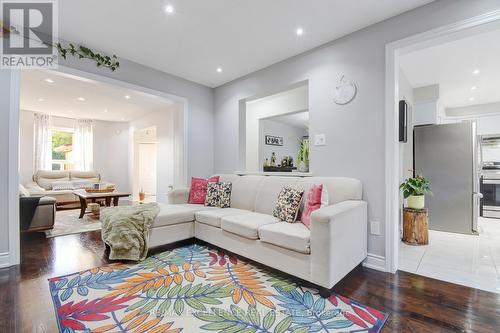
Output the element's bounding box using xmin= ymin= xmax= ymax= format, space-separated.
xmin=56 ymin=42 xmax=120 ymax=71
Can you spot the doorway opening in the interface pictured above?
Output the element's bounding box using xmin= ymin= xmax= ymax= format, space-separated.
xmin=14 ymin=66 xmax=187 ymax=257
xmin=386 ymin=13 xmax=500 ymax=293
xmin=134 ymin=126 xmax=157 ymax=202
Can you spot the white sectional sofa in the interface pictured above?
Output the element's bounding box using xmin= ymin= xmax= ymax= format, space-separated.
xmin=150 ymin=174 xmax=367 ymax=292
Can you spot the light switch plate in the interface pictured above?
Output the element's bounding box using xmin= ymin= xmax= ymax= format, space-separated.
xmin=370 ymin=221 xmax=381 ymax=235
xmin=314 ymin=134 xmax=326 ymax=146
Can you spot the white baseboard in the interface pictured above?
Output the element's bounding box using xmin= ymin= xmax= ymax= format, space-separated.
xmin=362 ymin=253 xmax=386 ymax=272
xmin=0 ymin=252 xmax=10 ymax=268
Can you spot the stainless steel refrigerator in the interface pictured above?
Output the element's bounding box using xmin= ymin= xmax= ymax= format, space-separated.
xmin=413 ymin=122 xmax=480 ymax=234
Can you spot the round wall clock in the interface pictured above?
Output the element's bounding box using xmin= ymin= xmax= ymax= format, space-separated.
xmin=333 ymin=75 xmax=357 ymax=105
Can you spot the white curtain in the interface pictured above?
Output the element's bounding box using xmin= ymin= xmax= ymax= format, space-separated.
xmin=33 ymin=113 xmax=52 ymax=171
xmin=73 ymin=119 xmax=94 ymax=171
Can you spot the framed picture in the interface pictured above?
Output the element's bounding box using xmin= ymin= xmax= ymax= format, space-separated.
xmin=265 ymin=135 xmax=283 ymax=146
xmin=399 ymin=100 xmax=408 ymax=143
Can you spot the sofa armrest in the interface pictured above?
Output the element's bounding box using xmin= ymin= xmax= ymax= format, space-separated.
xmin=24 ymin=182 xmax=46 ymax=196
xmin=310 ymin=200 xmax=368 ymax=288
xmin=167 ymin=188 xmax=190 ymax=204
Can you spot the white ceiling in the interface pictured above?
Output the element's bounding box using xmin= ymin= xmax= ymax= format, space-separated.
xmin=400 ymin=28 xmax=500 ymax=109
xmin=20 ymin=69 xmax=175 ymax=121
xmin=58 ymin=0 xmax=433 ymax=87
xmin=268 ymin=111 xmax=309 ymax=130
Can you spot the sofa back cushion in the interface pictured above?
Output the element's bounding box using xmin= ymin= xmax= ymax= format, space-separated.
xmin=254 ymin=176 xmax=300 ymax=215
xmin=34 ymin=171 xmax=70 ymax=190
xmin=70 ymin=171 xmax=100 ymax=183
xmin=213 ymin=174 xmax=362 ymax=212
xmin=297 ymin=177 xmax=362 ymax=205
xmin=229 ymin=175 xmax=263 ymax=211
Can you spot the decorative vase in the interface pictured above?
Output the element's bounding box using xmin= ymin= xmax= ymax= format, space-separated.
xmin=298 ymin=161 xmax=309 ymax=173
xmin=407 ymin=195 xmax=425 ymax=209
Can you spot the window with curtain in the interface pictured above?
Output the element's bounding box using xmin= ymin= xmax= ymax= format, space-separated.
xmin=34 ymin=113 xmax=52 ymax=171
xmin=50 ymin=127 xmax=75 ymax=171
xmin=73 ymin=119 xmax=94 ymax=171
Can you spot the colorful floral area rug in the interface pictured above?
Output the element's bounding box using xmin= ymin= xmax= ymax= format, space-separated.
xmin=48 ymin=244 xmax=388 ymax=333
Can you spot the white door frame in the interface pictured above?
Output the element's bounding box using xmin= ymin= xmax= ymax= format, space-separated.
xmin=7 ymin=65 xmax=189 ymax=267
xmin=385 ymin=10 xmax=500 ymax=273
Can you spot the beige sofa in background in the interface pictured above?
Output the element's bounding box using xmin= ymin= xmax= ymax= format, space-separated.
xmin=25 ymin=170 xmax=102 ymax=208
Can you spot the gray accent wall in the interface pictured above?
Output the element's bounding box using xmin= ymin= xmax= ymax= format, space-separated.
xmin=213 ymin=0 xmax=500 ymax=258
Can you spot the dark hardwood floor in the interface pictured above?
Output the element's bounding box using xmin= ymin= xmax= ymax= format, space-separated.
xmin=1 ymin=231 xmax=499 ymax=333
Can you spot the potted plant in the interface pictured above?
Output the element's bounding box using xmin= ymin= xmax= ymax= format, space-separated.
xmin=400 ymin=174 xmax=432 ymax=209
xmin=297 ymin=138 xmax=309 ymax=172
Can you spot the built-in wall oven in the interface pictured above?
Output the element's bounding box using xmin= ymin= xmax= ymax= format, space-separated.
xmin=480 ymin=135 xmax=500 ymax=219
xmin=481 ymin=175 xmax=500 ymax=218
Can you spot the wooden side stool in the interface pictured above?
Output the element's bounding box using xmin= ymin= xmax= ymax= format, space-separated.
xmin=402 ymin=208 xmax=429 ymax=245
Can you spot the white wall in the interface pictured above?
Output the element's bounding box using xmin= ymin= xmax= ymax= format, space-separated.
xmin=213 ymin=0 xmax=500 ymax=259
xmin=260 ymin=119 xmax=307 ymax=168
xmin=130 ymin=109 xmax=175 ymax=203
xmin=93 ymin=120 xmax=130 ymax=192
xmin=245 ymin=86 xmax=308 ymax=171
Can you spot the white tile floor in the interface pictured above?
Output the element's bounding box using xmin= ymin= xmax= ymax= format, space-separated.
xmin=399 ymin=217 xmax=500 ymax=294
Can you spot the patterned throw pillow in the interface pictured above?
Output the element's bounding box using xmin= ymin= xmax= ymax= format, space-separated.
xmin=188 ymin=176 xmax=220 ymax=204
xmin=273 ymin=186 xmax=304 ymax=223
xmin=205 ymin=182 xmax=232 ymax=208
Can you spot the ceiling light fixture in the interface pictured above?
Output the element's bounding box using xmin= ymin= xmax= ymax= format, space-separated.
xmin=104 ymin=109 xmax=108 ymax=113
xmin=165 ymin=5 xmax=174 ymax=14
xmin=37 ymin=98 xmax=45 ymax=102
xmin=44 ymin=78 xmax=54 ymax=83
xmin=296 ymin=27 xmax=304 ymax=36
xmin=120 ymin=117 xmax=125 ymax=121
xmin=77 ymin=97 xmax=85 ymax=101
xmin=471 ymin=86 xmax=477 ymax=90
xmin=68 ymin=110 xmax=73 ymax=113
xmin=469 ymin=97 xmax=475 ymax=102
xmin=216 ymin=67 xmax=222 ymax=73
xmin=473 ymin=69 xmax=480 ymax=75
xmin=124 ymin=95 xmax=131 ymax=99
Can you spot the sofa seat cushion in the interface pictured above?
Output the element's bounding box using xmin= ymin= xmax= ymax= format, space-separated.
xmin=154 ymin=204 xmax=217 ymax=228
xmin=196 ymin=208 xmax=249 ymax=228
xmin=44 ymin=190 xmax=78 ymax=203
xmin=221 ymin=212 xmax=279 ymax=240
xmin=259 ymin=222 xmax=311 ymax=254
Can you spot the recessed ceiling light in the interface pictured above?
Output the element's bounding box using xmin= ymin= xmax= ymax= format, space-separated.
xmin=37 ymin=98 xmax=45 ymax=102
xmin=124 ymin=95 xmax=131 ymax=100
xmin=104 ymin=109 xmax=108 ymax=113
xmin=44 ymin=78 xmax=54 ymax=83
xmin=469 ymin=97 xmax=475 ymax=102
xmin=473 ymin=69 xmax=480 ymax=75
xmin=471 ymin=86 xmax=477 ymax=90
xmin=165 ymin=5 xmax=174 ymax=14
xmin=216 ymin=67 xmax=222 ymax=73
xmin=68 ymin=110 xmax=73 ymax=113
xmin=296 ymin=27 xmax=304 ymax=36
xmin=77 ymin=97 xmax=85 ymax=101
xmin=120 ymin=117 xmax=125 ymax=121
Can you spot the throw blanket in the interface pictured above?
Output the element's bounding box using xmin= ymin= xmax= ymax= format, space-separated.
xmin=101 ymin=203 xmax=160 ymax=261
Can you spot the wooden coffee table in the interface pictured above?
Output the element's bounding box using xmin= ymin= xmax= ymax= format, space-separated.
xmin=73 ymin=190 xmax=131 ymax=218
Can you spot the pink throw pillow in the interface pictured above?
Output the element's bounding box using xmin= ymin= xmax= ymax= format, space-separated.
xmin=188 ymin=176 xmax=220 ymax=204
xmin=301 ymin=184 xmax=323 ymax=228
